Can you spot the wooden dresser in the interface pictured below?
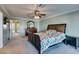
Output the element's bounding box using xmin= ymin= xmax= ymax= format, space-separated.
xmin=25 ymin=27 xmax=37 ymax=36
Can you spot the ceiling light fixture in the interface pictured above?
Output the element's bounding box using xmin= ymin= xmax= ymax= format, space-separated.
xmin=34 ymin=16 xmax=40 ymax=19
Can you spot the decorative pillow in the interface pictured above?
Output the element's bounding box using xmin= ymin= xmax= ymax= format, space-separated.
xmin=46 ymin=30 xmax=57 ymax=35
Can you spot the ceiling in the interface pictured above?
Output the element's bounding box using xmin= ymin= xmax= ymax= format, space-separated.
xmin=0 ymin=4 xmax=79 ymax=20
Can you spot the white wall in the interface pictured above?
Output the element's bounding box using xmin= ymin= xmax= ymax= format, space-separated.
xmin=39 ymin=10 xmax=79 ymax=37
xmin=0 ymin=11 xmax=3 ymax=48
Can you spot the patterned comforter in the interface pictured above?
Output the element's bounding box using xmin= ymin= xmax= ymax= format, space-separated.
xmin=35 ymin=31 xmax=66 ymax=53
xmin=40 ymin=32 xmax=66 ymax=53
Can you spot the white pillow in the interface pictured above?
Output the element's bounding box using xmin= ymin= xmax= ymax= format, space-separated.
xmin=46 ymin=30 xmax=57 ymax=35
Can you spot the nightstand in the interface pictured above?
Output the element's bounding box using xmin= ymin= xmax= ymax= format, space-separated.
xmin=66 ymin=35 xmax=79 ymax=49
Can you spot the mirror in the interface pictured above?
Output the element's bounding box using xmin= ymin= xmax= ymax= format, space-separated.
xmin=27 ymin=21 xmax=35 ymax=28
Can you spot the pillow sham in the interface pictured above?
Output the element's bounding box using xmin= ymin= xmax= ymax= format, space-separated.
xmin=46 ymin=30 xmax=57 ymax=35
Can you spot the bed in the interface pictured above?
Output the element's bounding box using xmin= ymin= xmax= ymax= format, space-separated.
xmin=28 ymin=24 xmax=66 ymax=54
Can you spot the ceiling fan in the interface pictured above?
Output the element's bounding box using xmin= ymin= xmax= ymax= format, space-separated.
xmin=28 ymin=4 xmax=46 ymax=19
xmin=34 ymin=4 xmax=46 ymax=17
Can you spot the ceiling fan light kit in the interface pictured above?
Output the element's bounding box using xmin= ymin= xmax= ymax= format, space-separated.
xmin=34 ymin=16 xmax=40 ymax=19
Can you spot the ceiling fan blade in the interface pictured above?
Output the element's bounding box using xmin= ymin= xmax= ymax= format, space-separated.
xmin=38 ymin=4 xmax=46 ymax=8
xmin=40 ymin=14 xmax=46 ymax=16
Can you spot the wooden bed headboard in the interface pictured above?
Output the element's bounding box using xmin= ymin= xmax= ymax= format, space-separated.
xmin=47 ymin=24 xmax=66 ymax=33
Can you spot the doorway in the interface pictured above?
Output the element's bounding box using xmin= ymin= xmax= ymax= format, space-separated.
xmin=10 ymin=20 xmax=19 ymax=33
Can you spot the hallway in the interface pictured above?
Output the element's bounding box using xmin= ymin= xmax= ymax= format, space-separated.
xmin=0 ymin=33 xmax=38 ymax=54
